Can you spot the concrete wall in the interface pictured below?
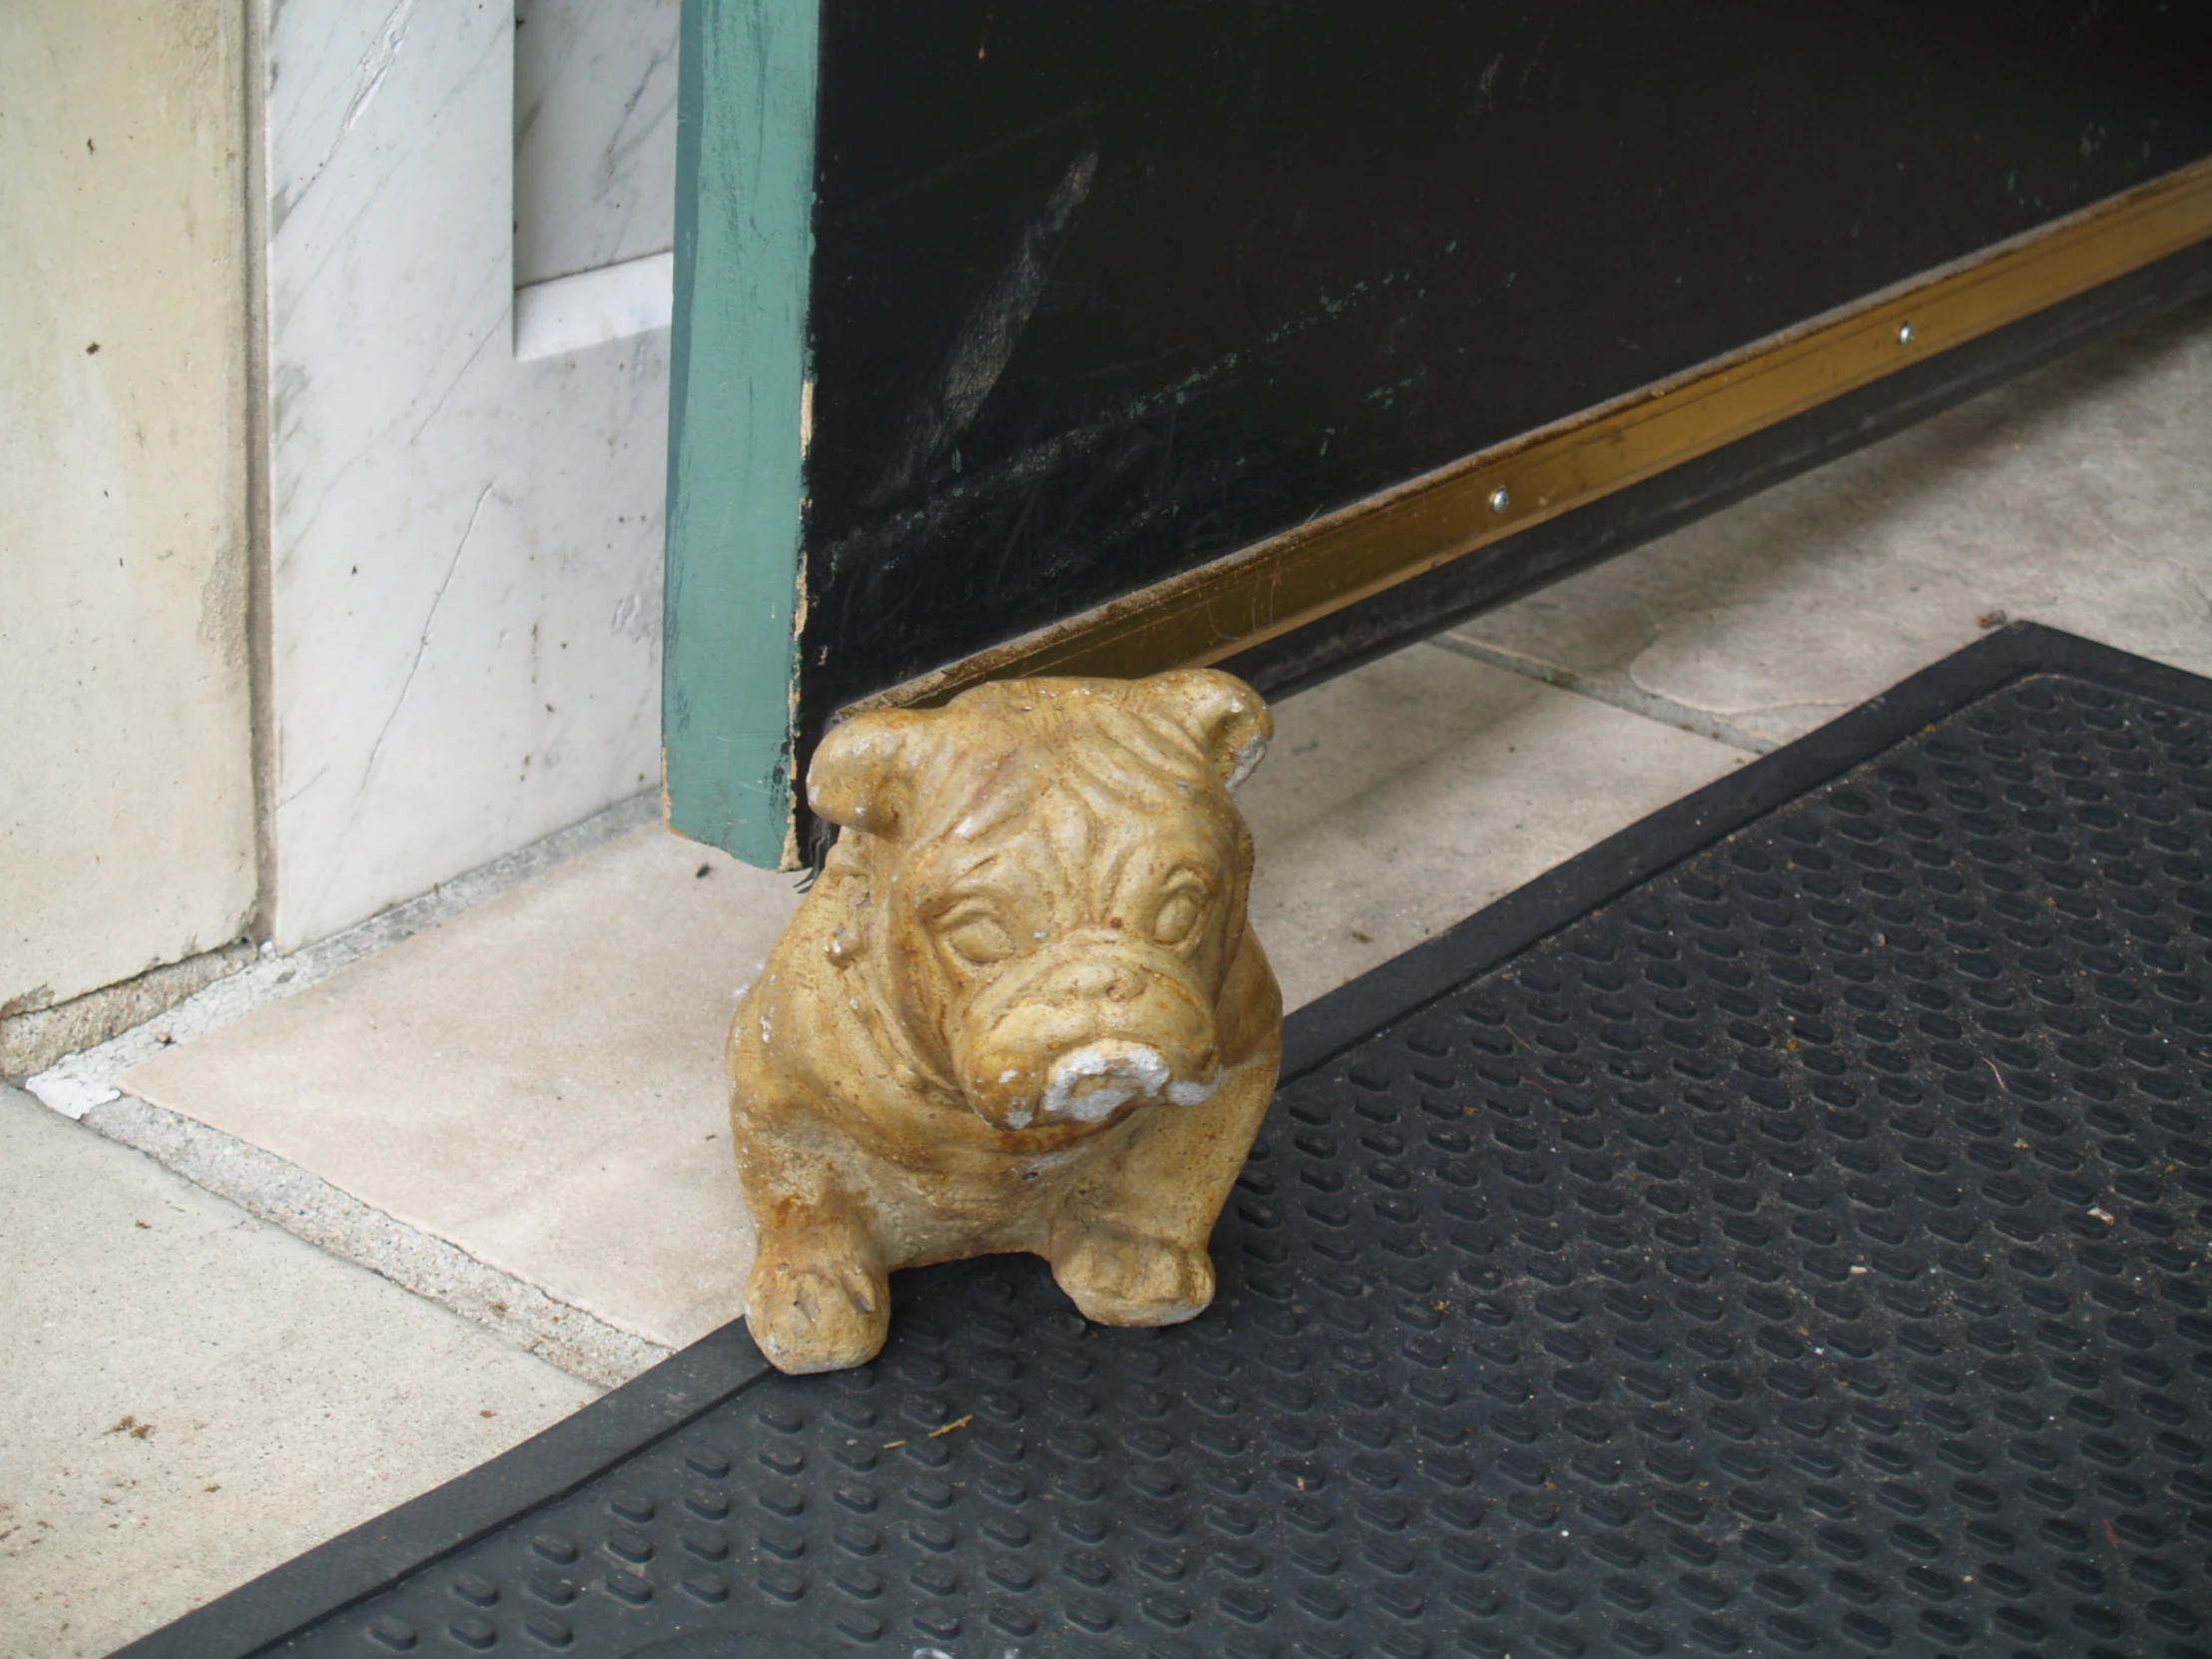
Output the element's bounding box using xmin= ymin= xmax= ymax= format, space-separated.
xmin=0 ymin=1 xmax=258 ymax=1017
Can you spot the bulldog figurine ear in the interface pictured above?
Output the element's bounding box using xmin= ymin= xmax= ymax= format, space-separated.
xmin=1140 ymin=667 xmax=1274 ymax=791
xmin=807 ymin=708 xmax=934 ymax=834
xmin=726 ymin=671 xmax=1284 ymax=1374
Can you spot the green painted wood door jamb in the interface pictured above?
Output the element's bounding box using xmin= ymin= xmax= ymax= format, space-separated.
xmin=663 ymin=0 xmax=821 ymax=869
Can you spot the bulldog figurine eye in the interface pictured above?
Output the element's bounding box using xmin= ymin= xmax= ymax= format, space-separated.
xmin=726 ymin=669 xmax=1284 ymax=1374
xmin=1152 ymin=877 xmax=1208 ymax=947
xmin=938 ymin=906 xmax=1017 ymax=967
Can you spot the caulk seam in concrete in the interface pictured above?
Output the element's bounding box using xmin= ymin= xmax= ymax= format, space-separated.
xmin=1430 ymin=634 xmax=1783 ymax=754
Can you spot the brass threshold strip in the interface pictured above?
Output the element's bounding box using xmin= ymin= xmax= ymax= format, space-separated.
xmin=852 ymin=153 xmax=2212 ymax=719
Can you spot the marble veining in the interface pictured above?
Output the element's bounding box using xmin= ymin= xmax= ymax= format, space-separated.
xmin=267 ymin=0 xmax=672 ymax=949
xmin=513 ymin=0 xmax=679 ymax=287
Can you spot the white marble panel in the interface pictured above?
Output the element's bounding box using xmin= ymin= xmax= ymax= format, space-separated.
xmin=267 ymin=0 xmax=671 ymax=949
xmin=513 ymin=0 xmax=680 ymax=287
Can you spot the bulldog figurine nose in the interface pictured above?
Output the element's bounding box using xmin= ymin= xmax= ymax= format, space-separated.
xmin=723 ymin=670 xmax=1284 ymax=1373
xmin=1040 ymin=1039 xmax=1176 ymax=1122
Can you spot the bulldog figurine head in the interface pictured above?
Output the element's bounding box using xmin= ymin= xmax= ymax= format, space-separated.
xmin=727 ymin=670 xmax=1282 ymax=1374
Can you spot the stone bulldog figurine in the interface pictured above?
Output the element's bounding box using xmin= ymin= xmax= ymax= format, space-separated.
xmin=728 ymin=670 xmax=1282 ymax=1374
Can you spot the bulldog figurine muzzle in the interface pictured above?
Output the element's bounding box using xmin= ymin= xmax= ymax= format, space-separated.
xmin=727 ymin=670 xmax=1283 ymax=1374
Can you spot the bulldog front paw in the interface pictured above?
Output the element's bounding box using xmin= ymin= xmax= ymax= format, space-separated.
xmin=1049 ymin=1220 xmax=1215 ymax=1327
xmin=745 ymin=1249 xmax=891 ymax=1374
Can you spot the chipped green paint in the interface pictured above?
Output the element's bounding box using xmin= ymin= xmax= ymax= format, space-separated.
xmin=662 ymin=0 xmax=820 ymax=867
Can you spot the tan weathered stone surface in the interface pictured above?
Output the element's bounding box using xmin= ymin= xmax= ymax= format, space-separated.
xmin=734 ymin=672 xmax=1283 ymax=1373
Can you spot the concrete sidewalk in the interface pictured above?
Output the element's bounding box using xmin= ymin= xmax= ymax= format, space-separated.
xmin=7 ymin=289 xmax=2208 ymax=1653
xmin=0 ymin=1081 xmax=596 ymax=1659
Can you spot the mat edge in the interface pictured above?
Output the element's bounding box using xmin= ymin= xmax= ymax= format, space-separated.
xmin=107 ymin=1326 xmax=774 ymax=1659
xmin=1279 ymin=623 xmax=2212 ymax=1082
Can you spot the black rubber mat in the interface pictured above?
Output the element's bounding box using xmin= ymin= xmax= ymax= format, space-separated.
xmin=123 ymin=625 xmax=2212 ymax=1659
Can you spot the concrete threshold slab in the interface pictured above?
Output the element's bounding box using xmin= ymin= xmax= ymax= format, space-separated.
xmin=26 ymin=791 xmax=753 ymax=1384
xmin=113 ymin=821 xmax=801 ymax=1367
xmin=28 ymin=792 xmax=669 ymax=1121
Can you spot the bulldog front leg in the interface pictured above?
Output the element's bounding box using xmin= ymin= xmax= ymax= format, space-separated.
xmin=1046 ymin=1048 xmax=1278 ymax=1326
xmin=742 ymin=1177 xmax=891 ymax=1374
